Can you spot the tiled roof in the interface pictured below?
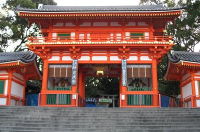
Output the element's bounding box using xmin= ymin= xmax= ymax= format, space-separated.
xmin=16 ymin=4 xmax=183 ymax=12
xmin=0 ymin=51 xmax=37 ymax=64
xmin=168 ymin=51 xmax=200 ymax=63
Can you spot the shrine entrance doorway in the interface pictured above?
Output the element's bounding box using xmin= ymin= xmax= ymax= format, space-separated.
xmin=78 ymin=64 xmax=121 ymax=107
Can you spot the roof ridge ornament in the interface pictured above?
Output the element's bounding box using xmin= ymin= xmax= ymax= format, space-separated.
xmin=38 ymin=4 xmax=43 ymax=10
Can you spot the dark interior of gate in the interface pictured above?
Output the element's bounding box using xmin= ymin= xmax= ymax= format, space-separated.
xmin=78 ymin=64 xmax=121 ymax=107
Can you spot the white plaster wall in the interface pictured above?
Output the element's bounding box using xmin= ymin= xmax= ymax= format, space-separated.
xmin=182 ymin=73 xmax=190 ymax=81
xmin=127 ymin=56 xmax=138 ymax=61
xmin=195 ymin=81 xmax=199 ymax=96
xmin=0 ymin=70 xmax=7 ymax=74
xmin=62 ymin=56 xmax=72 ymax=61
xmin=0 ymin=76 xmax=9 ymax=79
xmin=79 ymin=56 xmax=90 ymax=61
xmin=138 ymin=22 xmax=148 ymax=26
xmin=66 ymin=22 xmax=75 ymax=26
xmin=126 ymin=22 xmax=136 ymax=26
xmin=140 ymin=56 xmax=152 ymax=61
xmin=13 ymin=73 xmax=23 ymax=80
xmin=92 ymin=56 xmax=107 ymax=61
xmin=4 ymin=80 xmax=8 ymax=95
xmin=110 ymin=56 xmax=121 ymax=61
xmin=93 ymin=22 xmax=108 ymax=26
xmin=144 ymin=32 xmax=149 ymax=40
xmin=110 ymin=22 xmax=121 ymax=26
xmin=49 ymin=56 xmax=60 ymax=61
xmin=52 ymin=33 xmax=57 ymax=41
xmin=125 ymin=32 xmax=130 ymax=39
xmin=11 ymin=81 xmax=24 ymax=98
xmin=52 ymin=33 xmax=57 ymax=37
xmin=54 ymin=23 xmax=63 ymax=26
xmin=71 ymin=32 xmax=75 ymax=39
xmin=182 ymin=82 xmax=192 ymax=99
xmin=80 ymin=22 xmax=91 ymax=26
xmin=0 ymin=98 xmax=6 ymax=105
xmin=196 ymin=100 xmax=200 ymax=107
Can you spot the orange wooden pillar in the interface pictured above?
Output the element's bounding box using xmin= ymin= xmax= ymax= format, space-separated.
xmin=191 ymin=73 xmax=196 ymax=107
xmin=82 ymin=76 xmax=86 ymax=107
xmin=152 ymin=59 xmax=158 ymax=106
xmin=6 ymin=71 xmax=13 ymax=105
xmin=41 ymin=59 xmax=48 ymax=105
xmin=22 ymin=77 xmax=27 ymax=106
xmin=180 ymin=83 xmax=184 ymax=107
xmin=78 ymin=65 xmax=83 ymax=107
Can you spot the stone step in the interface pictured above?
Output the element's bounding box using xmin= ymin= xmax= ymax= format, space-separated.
xmin=0 ymin=118 xmax=200 ymax=123
xmin=0 ymin=125 xmax=200 ymax=130
xmin=1 ymin=106 xmax=200 ymax=132
xmin=0 ymin=127 xmax=199 ymax=132
xmin=0 ymin=106 xmax=199 ymax=111
xmin=0 ymin=115 xmax=199 ymax=120
xmin=1 ymin=120 xmax=199 ymax=125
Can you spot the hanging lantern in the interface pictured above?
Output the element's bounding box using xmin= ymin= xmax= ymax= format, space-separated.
xmin=92 ymin=64 xmax=108 ymax=76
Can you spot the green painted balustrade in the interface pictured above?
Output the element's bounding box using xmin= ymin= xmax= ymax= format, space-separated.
xmin=47 ymin=87 xmax=71 ymax=91
xmin=127 ymin=87 xmax=152 ymax=91
xmin=127 ymin=94 xmax=153 ymax=106
xmin=46 ymin=94 xmax=71 ymax=105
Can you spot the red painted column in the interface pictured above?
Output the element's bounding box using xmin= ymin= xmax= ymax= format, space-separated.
xmin=48 ymin=20 xmax=53 ymax=42
xmin=82 ymin=76 xmax=86 ymax=107
xmin=149 ymin=18 xmax=153 ymax=40
xmin=6 ymin=71 xmax=13 ymax=105
xmin=78 ymin=65 xmax=83 ymax=107
xmin=41 ymin=59 xmax=48 ymax=105
xmin=191 ymin=73 xmax=196 ymax=107
xmin=180 ymin=83 xmax=184 ymax=107
xmin=22 ymin=77 xmax=27 ymax=106
xmin=152 ymin=59 xmax=158 ymax=106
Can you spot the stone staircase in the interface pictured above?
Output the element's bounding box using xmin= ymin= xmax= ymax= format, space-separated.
xmin=0 ymin=106 xmax=200 ymax=132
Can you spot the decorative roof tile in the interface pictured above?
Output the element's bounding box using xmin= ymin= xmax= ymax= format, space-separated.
xmin=168 ymin=51 xmax=200 ymax=63
xmin=16 ymin=4 xmax=183 ymax=12
xmin=0 ymin=51 xmax=37 ymax=64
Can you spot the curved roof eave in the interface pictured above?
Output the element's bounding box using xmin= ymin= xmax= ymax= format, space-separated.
xmin=16 ymin=5 xmax=184 ymax=13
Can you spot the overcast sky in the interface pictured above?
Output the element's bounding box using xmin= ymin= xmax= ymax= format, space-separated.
xmin=54 ymin=0 xmax=140 ymax=6
xmin=0 ymin=0 xmax=199 ymax=52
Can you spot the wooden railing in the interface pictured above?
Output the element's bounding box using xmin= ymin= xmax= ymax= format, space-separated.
xmin=38 ymin=93 xmax=78 ymax=107
xmin=120 ymin=93 xmax=161 ymax=108
xmin=9 ymin=95 xmax=26 ymax=106
xmin=127 ymin=94 xmax=153 ymax=106
xmin=29 ymin=36 xmax=172 ymax=43
xmin=127 ymin=87 xmax=152 ymax=91
xmin=183 ymin=95 xmax=200 ymax=108
xmin=47 ymin=87 xmax=72 ymax=91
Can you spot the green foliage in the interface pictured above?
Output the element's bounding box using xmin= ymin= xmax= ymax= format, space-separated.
xmin=0 ymin=0 xmax=56 ymax=52
xmin=140 ymin=0 xmax=200 ymax=95
xmin=168 ymin=0 xmax=200 ymax=52
xmin=32 ymin=0 xmax=57 ymax=6
xmin=85 ymin=77 xmax=119 ymax=97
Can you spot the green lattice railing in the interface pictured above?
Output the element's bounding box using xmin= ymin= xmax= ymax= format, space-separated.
xmin=47 ymin=87 xmax=71 ymax=91
xmin=46 ymin=94 xmax=71 ymax=105
xmin=127 ymin=87 xmax=152 ymax=91
xmin=127 ymin=94 xmax=152 ymax=106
